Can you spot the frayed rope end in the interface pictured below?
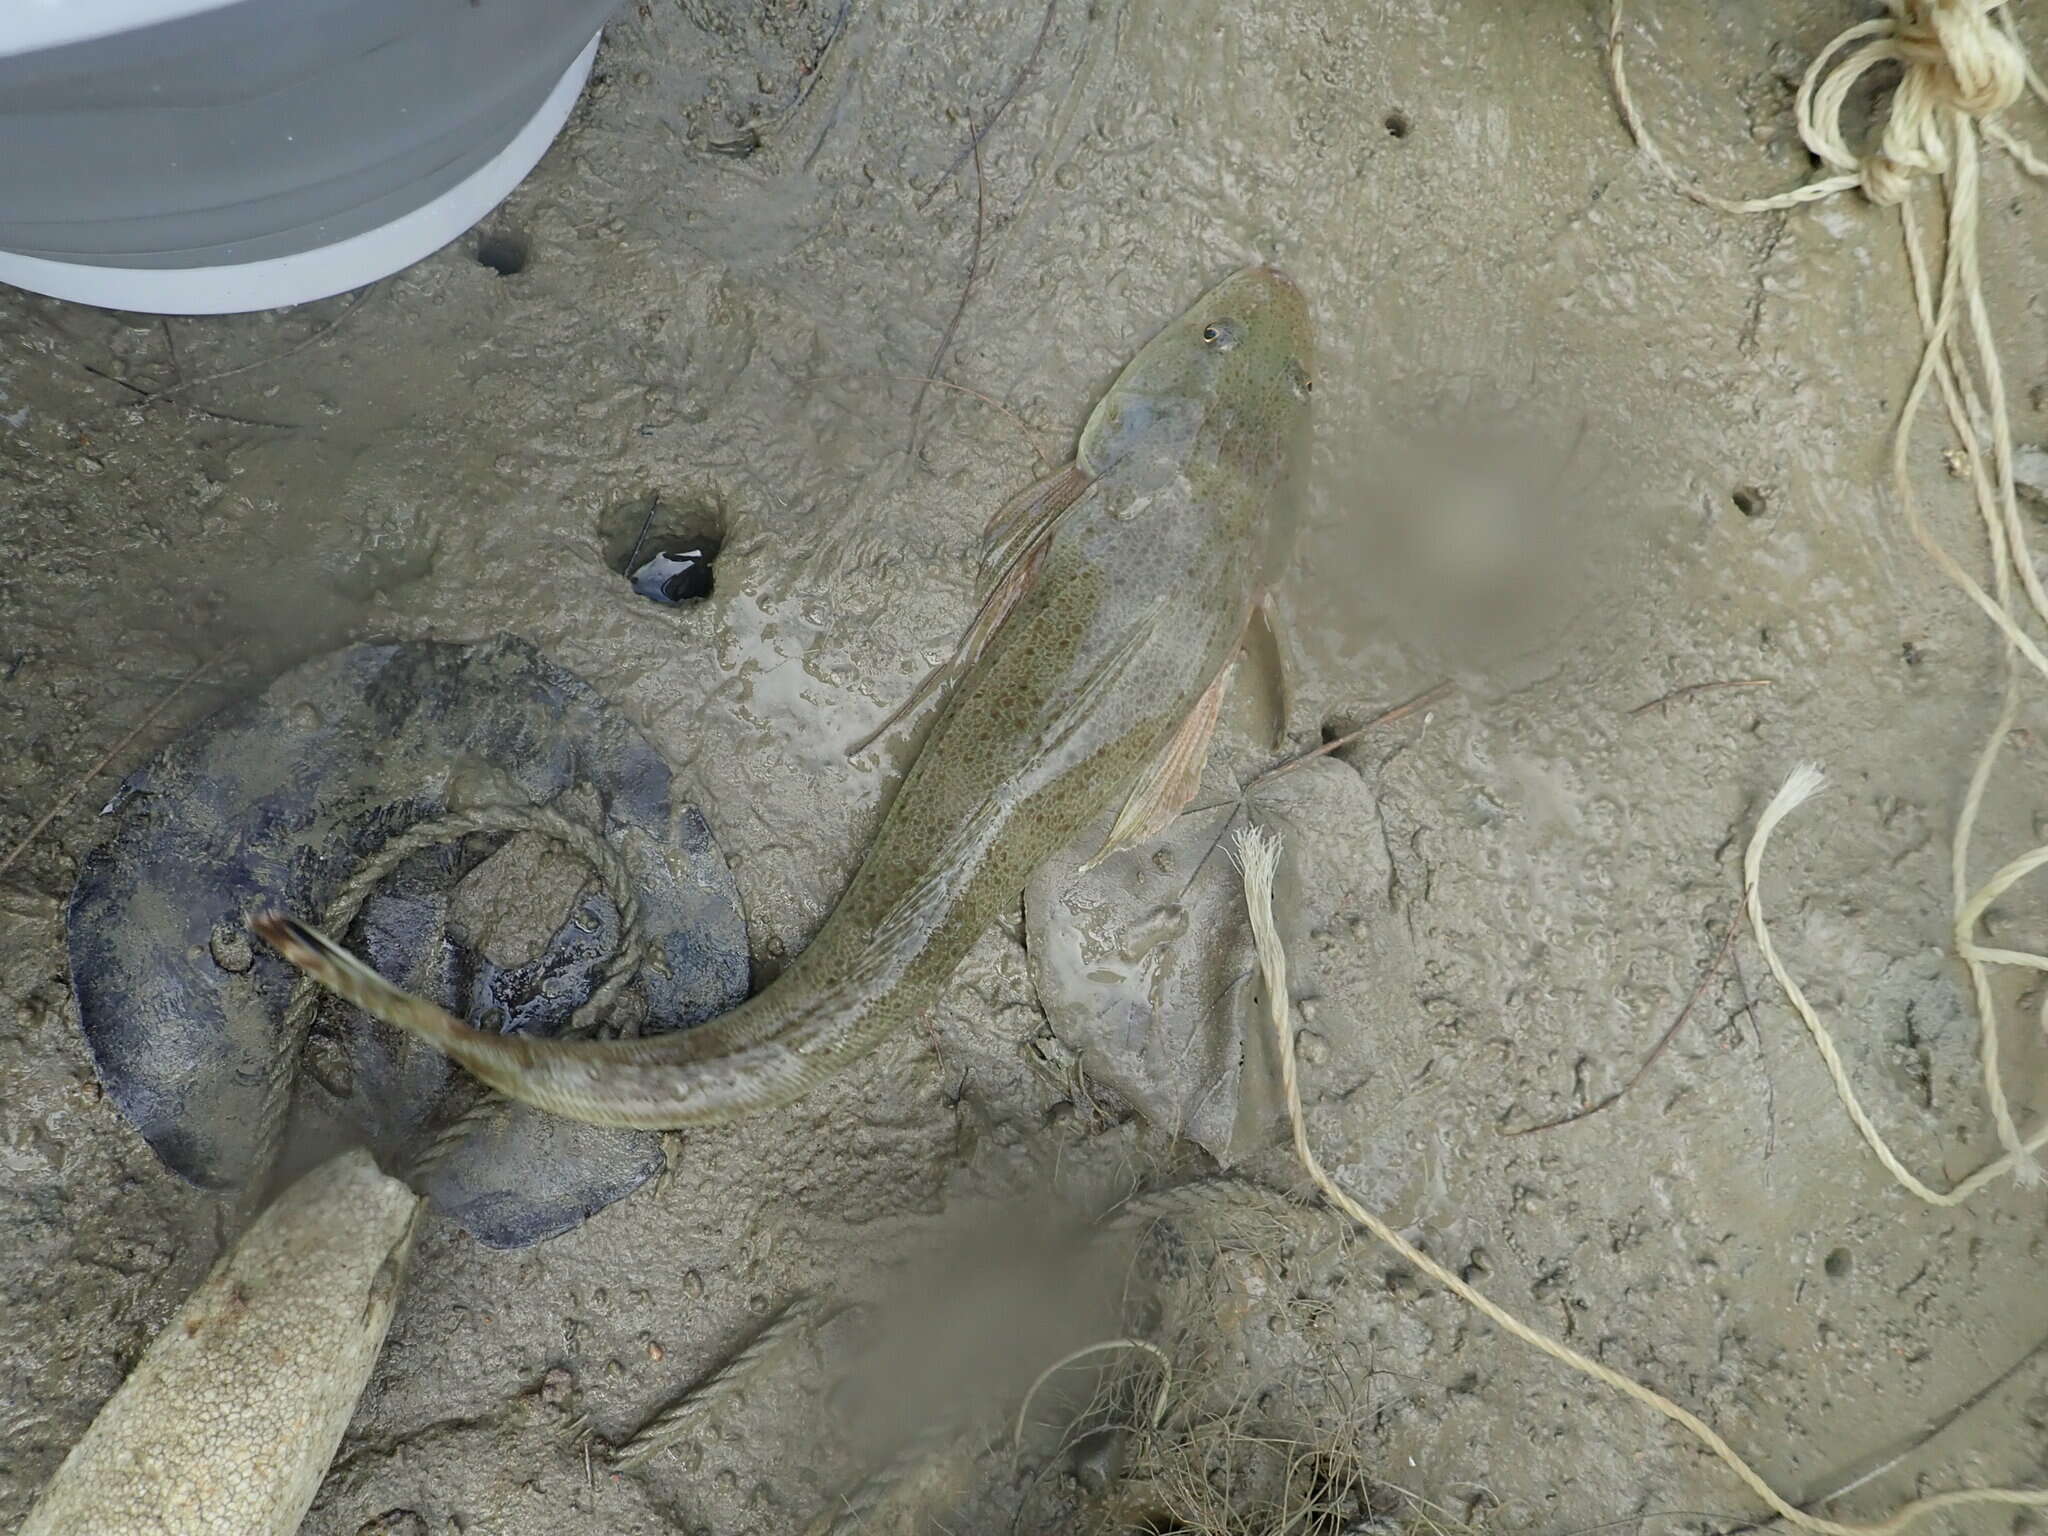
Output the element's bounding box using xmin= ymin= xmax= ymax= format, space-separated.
xmin=1231 ymin=824 xmax=1283 ymax=887
xmin=1768 ymin=762 xmax=1828 ymax=820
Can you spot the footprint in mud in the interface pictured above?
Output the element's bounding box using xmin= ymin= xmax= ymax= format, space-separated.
xmin=65 ymin=635 xmax=749 ymax=1248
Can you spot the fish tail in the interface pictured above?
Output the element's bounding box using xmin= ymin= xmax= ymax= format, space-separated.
xmin=251 ymin=912 xmax=500 ymax=1066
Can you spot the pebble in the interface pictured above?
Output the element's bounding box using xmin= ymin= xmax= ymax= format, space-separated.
xmin=207 ymin=918 xmax=254 ymax=974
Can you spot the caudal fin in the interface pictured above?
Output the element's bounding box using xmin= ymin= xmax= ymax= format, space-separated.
xmin=250 ymin=912 xmax=484 ymax=1058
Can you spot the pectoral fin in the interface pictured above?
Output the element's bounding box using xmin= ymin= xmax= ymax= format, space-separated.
xmin=848 ymin=462 xmax=1095 ymax=757
xmin=979 ymin=460 xmax=1092 ymax=593
xmin=1247 ymin=593 xmax=1296 ymax=749
xmin=1082 ymin=659 xmax=1233 ymax=871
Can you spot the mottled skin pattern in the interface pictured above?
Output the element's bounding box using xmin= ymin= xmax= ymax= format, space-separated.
xmin=255 ymin=267 xmax=1314 ymax=1129
xmin=21 ymin=1149 xmax=420 ymax=1536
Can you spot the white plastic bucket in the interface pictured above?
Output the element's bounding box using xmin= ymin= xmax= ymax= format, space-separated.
xmin=0 ymin=1 xmax=613 ymax=314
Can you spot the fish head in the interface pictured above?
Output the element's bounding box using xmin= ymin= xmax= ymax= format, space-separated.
xmin=1078 ymin=265 xmax=1314 ymax=494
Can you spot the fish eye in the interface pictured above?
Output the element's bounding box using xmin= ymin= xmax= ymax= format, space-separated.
xmin=1286 ymin=359 xmax=1314 ymax=400
xmin=1201 ymin=319 xmax=1241 ymax=351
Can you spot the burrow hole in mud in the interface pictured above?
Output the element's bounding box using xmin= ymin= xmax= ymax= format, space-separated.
xmin=599 ymin=490 xmax=726 ymax=605
xmin=1384 ymin=111 xmax=1412 ymax=140
xmin=1824 ymin=1246 xmax=1853 ymax=1279
xmin=1732 ymin=485 xmax=1769 ymax=518
xmin=475 ymin=228 xmax=531 ymax=276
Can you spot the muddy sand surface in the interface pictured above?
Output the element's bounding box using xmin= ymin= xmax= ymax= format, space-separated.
xmin=5 ymin=1 xmax=2048 ymax=1531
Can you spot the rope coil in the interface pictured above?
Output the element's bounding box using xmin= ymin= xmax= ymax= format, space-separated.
xmin=262 ymin=800 xmax=653 ymax=1185
xmin=1610 ymin=0 xmax=2040 ymax=212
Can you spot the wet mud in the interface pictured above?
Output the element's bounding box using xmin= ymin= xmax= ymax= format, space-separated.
xmin=5 ymin=0 xmax=2048 ymax=1531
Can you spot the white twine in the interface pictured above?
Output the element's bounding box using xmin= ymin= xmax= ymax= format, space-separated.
xmin=1745 ymin=765 xmax=2048 ymax=1204
xmin=1237 ymin=826 xmax=2048 ymax=1532
xmin=1612 ymin=0 xmax=2048 ymax=1186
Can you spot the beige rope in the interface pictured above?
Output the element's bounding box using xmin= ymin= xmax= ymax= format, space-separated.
xmin=1235 ymin=825 xmax=2048 ymax=1533
xmin=613 ymin=1293 xmax=829 ymax=1469
xmin=1745 ymin=766 xmax=2048 ymax=1205
xmin=283 ymin=801 xmax=649 ymax=1041
xmin=1609 ymin=1 xmax=2034 ymax=210
xmin=1610 ymin=0 xmax=2048 ymax=1184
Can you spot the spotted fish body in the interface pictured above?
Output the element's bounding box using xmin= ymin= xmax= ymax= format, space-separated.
xmin=21 ymin=1149 xmax=421 ymax=1536
xmin=258 ymin=267 xmax=1315 ymax=1129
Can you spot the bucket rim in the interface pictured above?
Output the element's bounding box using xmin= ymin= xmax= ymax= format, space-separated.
xmin=0 ymin=29 xmax=599 ymax=314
